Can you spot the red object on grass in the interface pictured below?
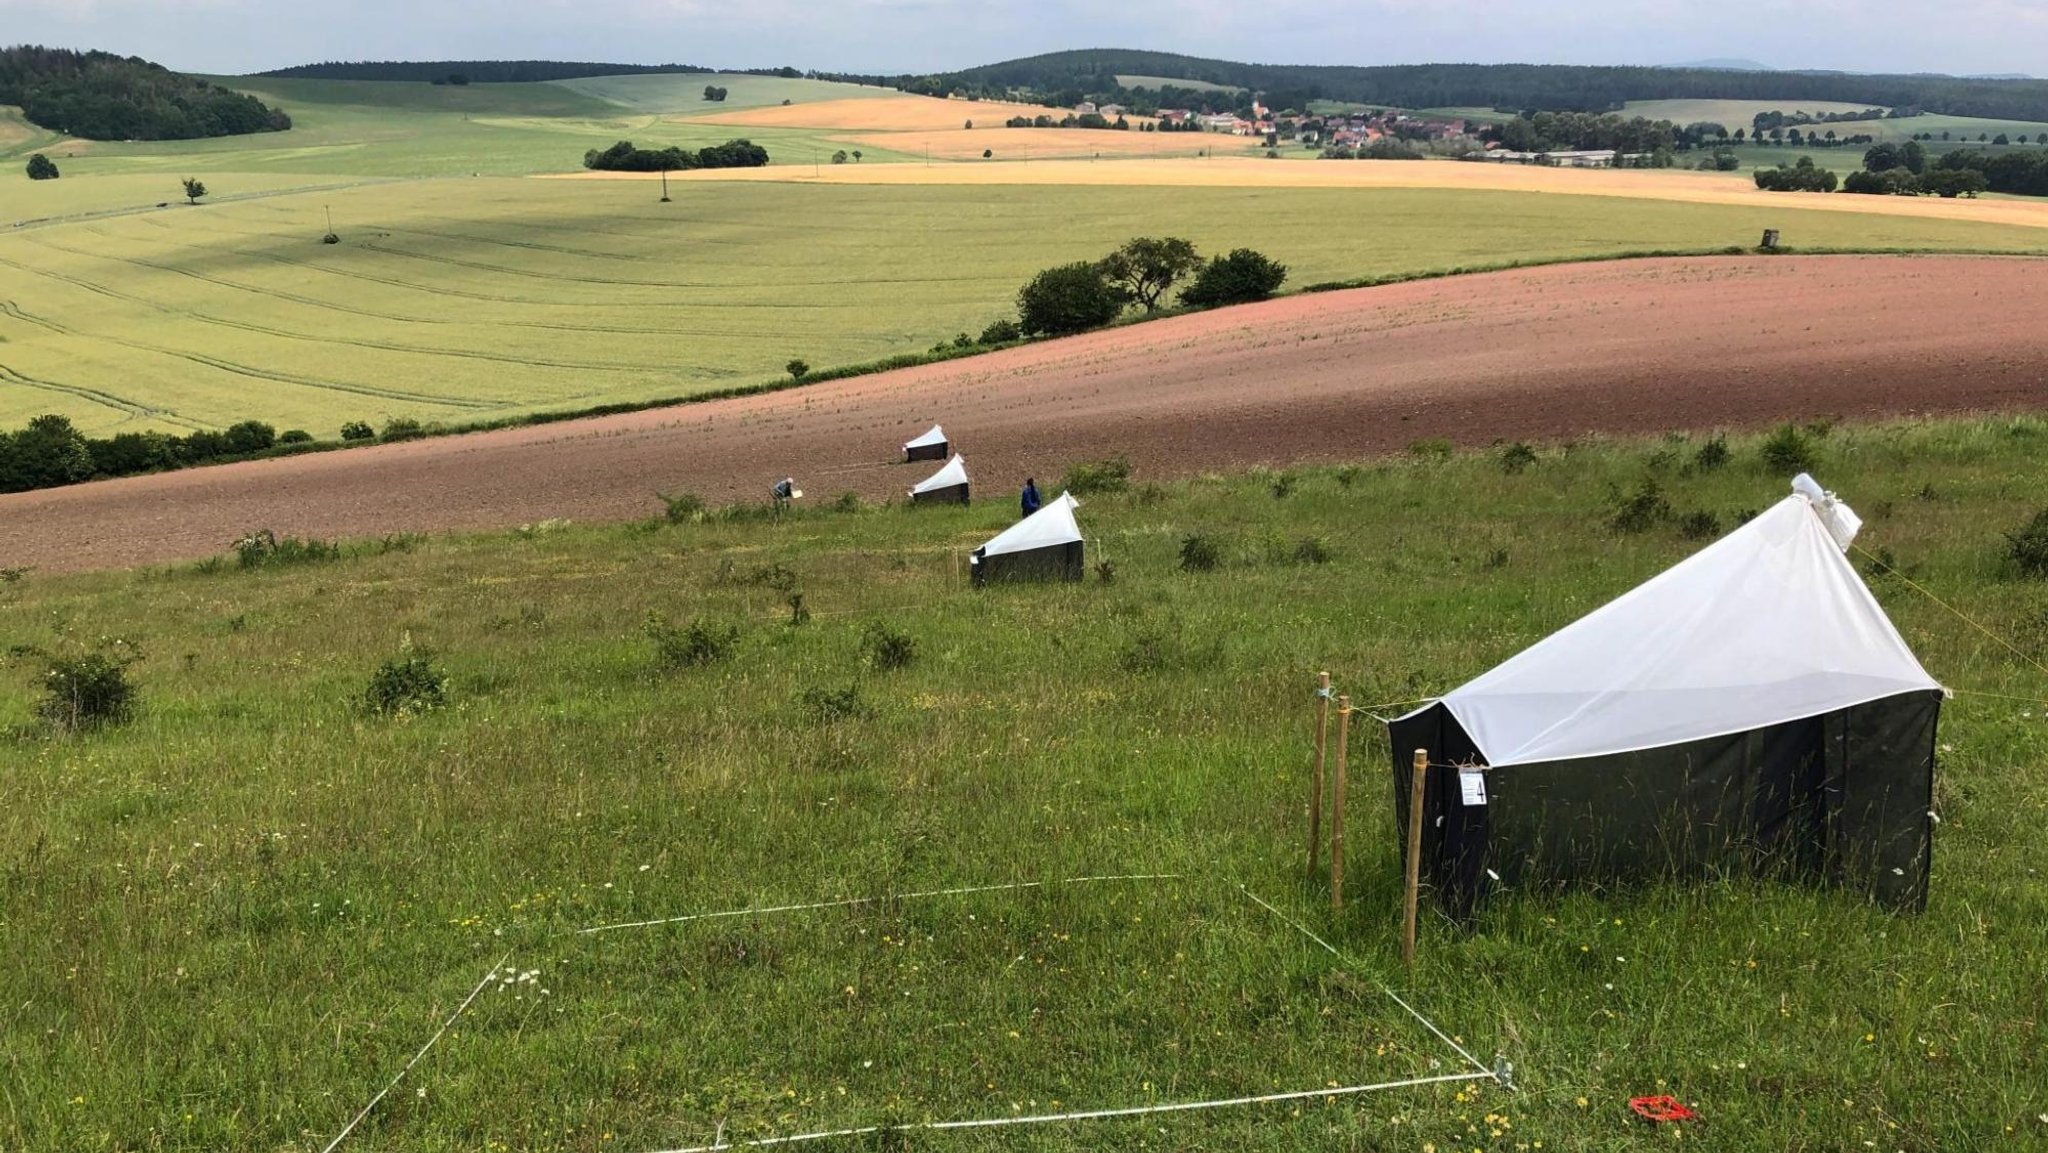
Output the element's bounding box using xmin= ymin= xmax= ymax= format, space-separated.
xmin=1628 ymin=1095 xmax=1698 ymax=1123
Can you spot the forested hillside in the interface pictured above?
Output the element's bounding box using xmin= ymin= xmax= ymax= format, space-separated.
xmin=0 ymin=45 xmax=289 ymax=139
xmin=916 ymin=49 xmax=2048 ymax=121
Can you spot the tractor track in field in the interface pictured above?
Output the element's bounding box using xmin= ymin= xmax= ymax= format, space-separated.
xmin=3 ymin=257 xmax=671 ymax=376
xmin=0 ymin=255 xmax=511 ymax=408
xmin=44 ymin=227 xmax=880 ymax=310
xmin=0 ymin=364 xmax=187 ymax=425
xmin=351 ymin=239 xmax=998 ymax=292
xmin=2 ymin=239 xmax=832 ymax=352
xmin=6 ymin=254 xmax=2048 ymax=574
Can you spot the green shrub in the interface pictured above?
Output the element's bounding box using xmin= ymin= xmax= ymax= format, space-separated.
xmin=745 ymin=563 xmax=801 ymax=592
xmin=1292 ymin=535 xmax=1334 ymax=565
xmin=860 ymin=622 xmax=917 ymax=670
xmin=1061 ymin=457 xmax=1131 ymax=496
xmin=1677 ymin=510 xmax=1723 ymax=541
xmin=1179 ymin=248 xmax=1288 ymax=308
xmin=657 ymin=490 xmax=706 ymax=523
xmin=278 ymin=429 xmax=313 ymax=445
xmin=1017 ymin=261 xmax=1126 ymax=336
xmin=363 ymin=645 xmax=445 ymax=715
xmin=223 ymin=420 xmax=276 ymax=454
xmin=35 ymin=648 xmax=139 ymax=731
xmin=26 ymin=153 xmax=59 ymax=180
xmin=1693 ymin=436 xmax=1731 ymax=471
xmin=380 ymin=417 xmax=425 ymax=442
xmin=339 ymin=421 xmax=375 ymax=441
xmin=800 ymin=684 xmax=868 ymax=723
xmin=979 ymin=317 xmax=1022 ymax=344
xmin=645 ymin=612 xmax=740 ymax=670
xmin=231 ymin=529 xmax=340 ymax=570
xmin=2007 ymin=508 xmax=2048 ymax=577
xmin=1760 ymin=424 xmax=1817 ymax=475
xmin=786 ymin=358 xmax=810 ymax=382
xmin=1610 ymin=479 xmax=1671 ymax=534
xmin=1498 ymin=442 xmax=1538 ymax=474
xmin=1179 ymin=533 xmax=1223 ymax=572
xmin=1118 ymin=626 xmax=1179 ymax=672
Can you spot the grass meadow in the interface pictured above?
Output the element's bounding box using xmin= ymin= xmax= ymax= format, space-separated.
xmin=8 ymin=177 xmax=2048 ymax=437
xmin=2 ymin=418 xmax=2046 ymax=1151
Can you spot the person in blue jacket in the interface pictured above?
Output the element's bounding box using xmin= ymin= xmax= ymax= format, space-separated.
xmin=1019 ymin=477 xmax=1041 ymax=518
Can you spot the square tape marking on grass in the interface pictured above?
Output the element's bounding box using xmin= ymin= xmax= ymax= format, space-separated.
xmin=320 ymin=874 xmax=1498 ymax=1152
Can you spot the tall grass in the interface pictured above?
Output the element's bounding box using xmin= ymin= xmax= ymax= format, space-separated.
xmin=2 ymin=417 xmax=2046 ymax=1151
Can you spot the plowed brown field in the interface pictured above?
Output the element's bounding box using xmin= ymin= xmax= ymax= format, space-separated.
xmin=8 ymin=255 xmax=2047 ymax=573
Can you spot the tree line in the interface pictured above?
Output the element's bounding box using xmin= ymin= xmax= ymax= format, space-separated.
xmin=1752 ymin=108 xmax=1895 ymax=131
xmin=256 ymin=60 xmax=713 ymax=82
xmin=1002 ymin=112 xmax=1131 ymax=130
xmin=0 ymin=415 xmax=319 ymax=495
xmin=1013 ymin=238 xmax=1289 ymax=338
xmin=914 ymin=49 xmax=2048 ymax=123
xmin=1482 ymin=110 xmax=1678 ymax=154
xmin=1 ymin=45 xmax=290 ymax=140
xmin=582 ymin=139 xmax=770 ymax=172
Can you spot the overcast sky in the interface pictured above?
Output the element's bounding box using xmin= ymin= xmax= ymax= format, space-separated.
xmin=4 ymin=0 xmax=2043 ymax=78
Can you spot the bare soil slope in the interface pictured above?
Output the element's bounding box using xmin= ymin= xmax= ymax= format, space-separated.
xmin=8 ymin=255 xmax=2047 ymax=573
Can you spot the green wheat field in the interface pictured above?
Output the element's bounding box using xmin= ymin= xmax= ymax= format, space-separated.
xmin=4 ymin=420 xmax=2045 ymax=1152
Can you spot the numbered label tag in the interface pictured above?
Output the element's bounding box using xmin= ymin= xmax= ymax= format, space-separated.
xmin=1458 ymin=767 xmax=1488 ymax=807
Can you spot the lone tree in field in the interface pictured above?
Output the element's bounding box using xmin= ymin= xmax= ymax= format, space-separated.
xmin=1098 ymin=236 xmax=1201 ymax=312
xmin=851 ymin=150 xmax=862 ymax=162
xmin=26 ymin=153 xmax=59 ymax=180
xmin=1179 ymin=248 xmax=1288 ymax=309
xmin=786 ymin=358 xmax=810 ymax=381
xmin=181 ymin=177 xmax=207 ymax=204
xmin=1017 ymin=261 xmax=1126 ymax=337
xmin=703 ymin=85 xmax=728 ymax=101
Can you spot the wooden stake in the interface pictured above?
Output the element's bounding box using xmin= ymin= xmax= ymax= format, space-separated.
xmin=1308 ymin=671 xmax=1330 ymax=880
xmin=1402 ymin=747 xmax=1427 ymax=970
xmin=1330 ymin=695 xmax=1350 ymax=911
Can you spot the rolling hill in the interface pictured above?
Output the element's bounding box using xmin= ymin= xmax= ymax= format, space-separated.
xmin=928 ymin=49 xmax=2048 ymax=121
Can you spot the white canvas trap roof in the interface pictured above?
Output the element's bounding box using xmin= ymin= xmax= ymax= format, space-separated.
xmin=1403 ymin=475 xmax=1942 ymax=768
xmin=904 ymin=425 xmax=947 ymax=450
xmin=911 ymin=454 xmax=969 ymax=494
xmin=978 ymin=492 xmax=1082 ymax=558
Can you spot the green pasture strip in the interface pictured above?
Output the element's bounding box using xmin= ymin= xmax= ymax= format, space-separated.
xmin=3 ymin=418 xmax=2046 ymax=1150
